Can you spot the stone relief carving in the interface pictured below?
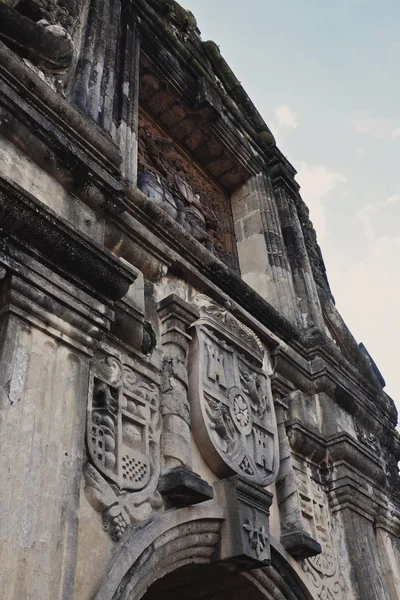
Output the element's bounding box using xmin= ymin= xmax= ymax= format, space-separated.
xmin=192 ymin=294 xmax=265 ymax=359
xmin=294 ymin=463 xmax=347 ymax=599
xmin=84 ymin=353 xmax=163 ymax=541
xmin=243 ymin=511 xmax=269 ymax=560
xmin=0 ymin=0 xmax=82 ymax=72
xmin=188 ymin=295 xmax=279 ymax=487
xmin=215 ymin=476 xmax=273 ymax=567
xmin=137 ymin=113 xmax=239 ymax=272
xmin=354 ymin=420 xmax=380 ymax=454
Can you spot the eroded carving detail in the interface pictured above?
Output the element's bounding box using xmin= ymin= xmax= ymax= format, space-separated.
xmin=294 ymin=464 xmax=346 ymax=599
xmin=192 ymin=294 xmax=264 ymax=360
xmin=243 ymin=510 xmax=269 ymax=560
xmin=85 ymin=353 xmax=162 ymax=541
xmin=137 ymin=113 xmax=239 ymax=272
xmin=0 ymin=0 xmax=82 ymax=72
xmin=189 ymin=298 xmax=278 ymax=486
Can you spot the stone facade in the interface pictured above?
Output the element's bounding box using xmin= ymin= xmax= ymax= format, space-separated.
xmin=0 ymin=1 xmax=399 ymax=598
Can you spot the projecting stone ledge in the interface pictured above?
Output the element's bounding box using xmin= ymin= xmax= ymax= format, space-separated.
xmin=281 ymin=529 xmax=322 ymax=560
xmin=158 ymin=467 xmax=214 ymax=508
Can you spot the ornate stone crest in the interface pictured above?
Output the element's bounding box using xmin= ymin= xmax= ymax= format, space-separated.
xmin=188 ymin=296 xmax=279 ymax=486
xmin=85 ymin=352 xmax=162 ymax=541
xmin=294 ymin=466 xmax=347 ymax=599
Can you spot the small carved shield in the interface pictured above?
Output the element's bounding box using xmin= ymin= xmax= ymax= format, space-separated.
xmin=87 ymin=376 xmax=154 ymax=492
xmin=188 ymin=299 xmax=279 ymax=487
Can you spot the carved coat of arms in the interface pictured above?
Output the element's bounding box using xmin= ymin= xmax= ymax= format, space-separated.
xmin=188 ymin=296 xmax=279 ymax=487
xmin=88 ymin=377 xmax=152 ymax=492
xmin=85 ymin=352 xmax=162 ymax=541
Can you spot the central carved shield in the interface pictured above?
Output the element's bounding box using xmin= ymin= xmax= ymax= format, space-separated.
xmin=188 ymin=298 xmax=279 ymax=487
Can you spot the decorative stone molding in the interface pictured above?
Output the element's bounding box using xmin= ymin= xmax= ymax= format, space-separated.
xmin=188 ymin=295 xmax=279 ymax=486
xmin=192 ymin=294 xmax=265 ymax=363
xmin=93 ymin=505 xmax=225 ymax=600
xmin=84 ymin=351 xmax=163 ymax=541
xmin=214 ymin=475 xmax=273 ymax=568
xmin=156 ymin=294 xmax=212 ymax=505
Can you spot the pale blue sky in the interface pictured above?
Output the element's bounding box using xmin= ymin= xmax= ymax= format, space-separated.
xmin=183 ymin=0 xmax=400 ymax=405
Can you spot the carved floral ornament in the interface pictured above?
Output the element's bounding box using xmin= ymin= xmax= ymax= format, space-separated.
xmin=188 ymin=295 xmax=279 ymax=487
xmin=85 ymin=353 xmax=162 ymax=541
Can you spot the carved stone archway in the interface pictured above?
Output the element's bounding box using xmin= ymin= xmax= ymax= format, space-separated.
xmin=94 ymin=503 xmax=315 ymax=600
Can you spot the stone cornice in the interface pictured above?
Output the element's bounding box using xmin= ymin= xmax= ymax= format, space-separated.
xmin=134 ymin=0 xmax=298 ymax=182
xmin=0 ymin=42 xmax=125 ymax=215
xmin=287 ymin=421 xmax=387 ymax=488
xmin=125 ymin=185 xmax=300 ymax=343
xmin=0 ymin=245 xmax=113 ymax=353
xmin=0 ymin=176 xmax=135 ymax=303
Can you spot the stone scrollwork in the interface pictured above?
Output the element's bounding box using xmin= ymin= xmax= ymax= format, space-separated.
xmin=192 ymin=294 xmax=265 ymax=361
xmin=294 ymin=465 xmax=347 ymax=599
xmin=188 ymin=295 xmax=279 ymax=487
xmin=84 ymin=353 xmax=163 ymax=541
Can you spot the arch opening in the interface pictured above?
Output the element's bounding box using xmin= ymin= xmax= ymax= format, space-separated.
xmin=141 ymin=564 xmax=269 ymax=600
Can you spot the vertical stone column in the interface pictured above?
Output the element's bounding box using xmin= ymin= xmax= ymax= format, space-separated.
xmin=231 ymin=173 xmax=299 ymax=324
xmin=274 ymin=182 xmax=324 ymax=330
xmin=375 ymin=515 xmax=400 ymax=600
xmin=157 ymin=294 xmax=199 ymax=472
xmin=274 ymin=398 xmax=321 ymax=559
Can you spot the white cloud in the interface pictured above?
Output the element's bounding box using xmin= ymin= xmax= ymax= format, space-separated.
xmin=354 ymin=146 xmax=366 ymax=162
xmin=387 ymin=193 xmax=400 ymax=204
xmin=354 ymin=115 xmax=400 ymax=140
xmin=295 ymin=162 xmax=347 ymax=240
xmin=357 ymin=194 xmax=400 ymax=242
xmin=329 ymin=192 xmax=400 ymax=402
xmin=327 ymin=247 xmax=399 ymax=401
xmin=391 ymin=127 xmax=400 ymax=140
xmin=274 ymin=104 xmax=299 ymax=129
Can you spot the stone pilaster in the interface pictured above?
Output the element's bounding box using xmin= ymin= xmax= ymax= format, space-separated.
xmin=0 ymin=256 xmax=131 ymax=599
xmin=231 ymin=173 xmax=299 ymax=324
xmin=272 ymin=165 xmax=324 ymax=330
xmin=0 ymin=179 xmax=135 ymax=599
xmin=275 ymin=398 xmax=322 ymax=559
xmin=157 ymin=294 xmax=199 ymax=472
xmin=71 ymin=0 xmax=140 ymax=183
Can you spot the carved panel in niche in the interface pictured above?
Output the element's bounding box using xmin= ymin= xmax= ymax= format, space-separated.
xmin=85 ymin=352 xmax=162 ymax=541
xmin=293 ymin=462 xmax=347 ymax=599
xmin=137 ymin=111 xmax=239 ymax=273
xmin=188 ymin=295 xmax=279 ymax=487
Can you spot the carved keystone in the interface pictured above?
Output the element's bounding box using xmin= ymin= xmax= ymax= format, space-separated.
xmin=214 ymin=475 xmax=273 ymax=569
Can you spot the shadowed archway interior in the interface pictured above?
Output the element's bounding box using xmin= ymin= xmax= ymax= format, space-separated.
xmin=141 ymin=564 xmax=268 ymax=600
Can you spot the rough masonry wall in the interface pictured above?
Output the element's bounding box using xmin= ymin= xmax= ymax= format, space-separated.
xmin=0 ymin=1 xmax=399 ymax=599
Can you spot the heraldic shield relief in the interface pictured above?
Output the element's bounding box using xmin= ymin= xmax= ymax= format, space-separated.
xmin=87 ymin=360 xmax=157 ymax=493
xmin=188 ymin=296 xmax=279 ymax=487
